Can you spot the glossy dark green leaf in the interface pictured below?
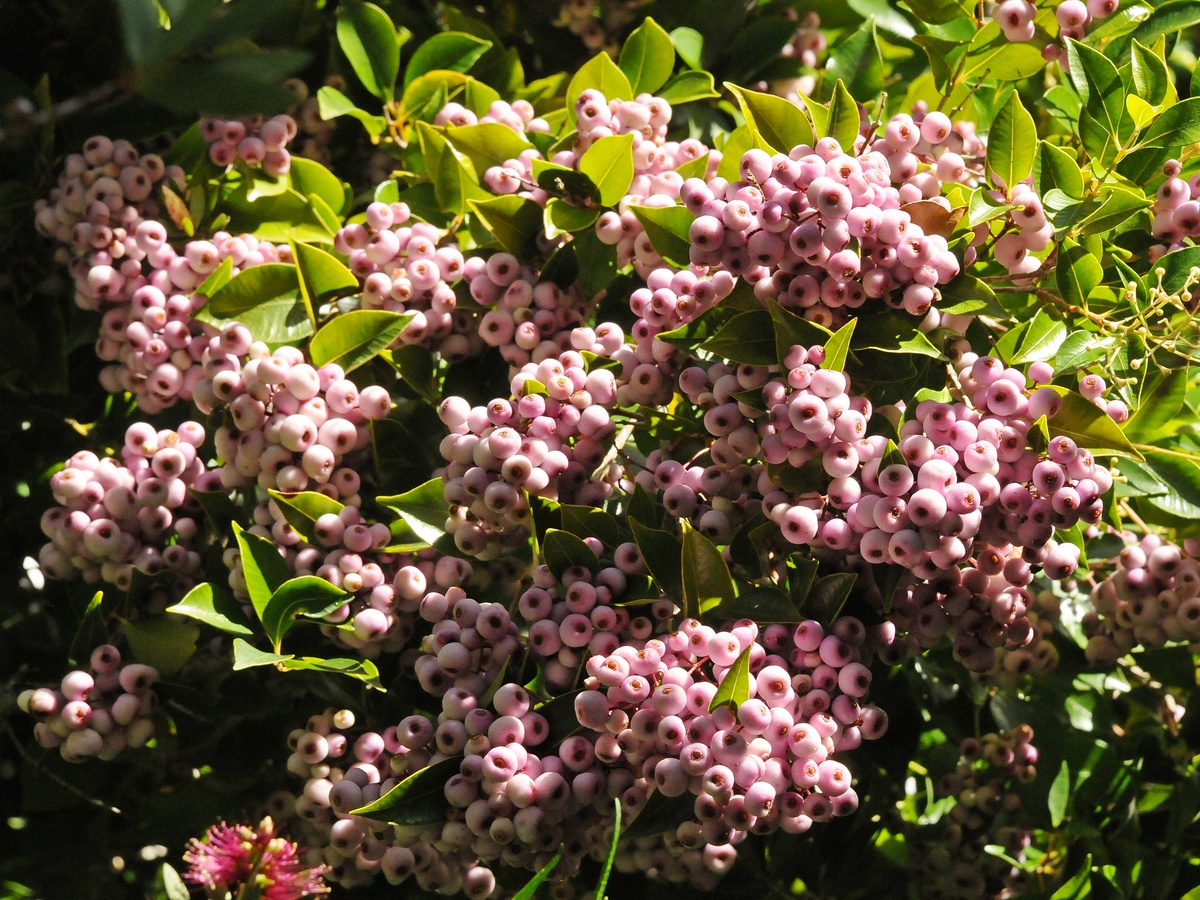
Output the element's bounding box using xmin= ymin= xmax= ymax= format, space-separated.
xmin=267 ymin=490 xmax=344 ymax=546
xmin=560 ymin=505 xmax=624 ymax=550
xmin=542 ymin=529 xmax=600 ymax=579
xmin=1011 ymin=309 xmax=1069 ymax=365
xmin=709 ymin=586 xmax=804 ymax=624
xmin=336 ymin=1 xmax=400 ymax=100
xmin=234 ymin=522 xmax=291 ymax=621
xmin=578 ymin=134 xmax=636 ymax=207
xmin=1056 ymin=243 xmax=1102 ymax=312
xmin=198 ymin=264 xmax=312 ymax=344
xmin=630 ymin=519 xmax=682 ymax=602
xmin=1049 ymin=760 xmax=1070 ymax=827
xmin=124 ymin=616 xmax=199 ymax=678
xmin=309 ymin=310 xmax=413 ymax=372
xmin=315 ymin=85 xmax=387 ymax=135
xmin=619 ymin=17 xmax=675 ymax=95
xmin=383 ymin=343 xmax=439 ymax=404
xmin=1126 ymin=366 xmax=1189 ymax=440
xmin=1054 ymin=331 xmax=1107 ymax=375
xmin=289 ymin=158 xmax=349 ymax=217
xmin=231 ymin=638 xmax=292 ymax=670
xmin=416 ymin=121 xmax=488 ymax=217
xmin=350 ymin=755 xmax=462 ymax=824
xmin=709 ymin=646 xmax=753 ymax=712
xmin=1129 ymin=39 xmax=1170 ymax=107
xmin=291 ymin=240 xmax=356 ymax=321
xmin=725 ymin=83 xmax=815 ymax=155
xmin=544 ymin=198 xmax=600 ymax=238
xmin=377 ymin=478 xmax=449 ymax=546
xmin=469 ymin=195 xmax=544 ymax=259
xmin=197 ymin=256 xmax=235 ymax=298
xmin=987 ymin=90 xmax=1036 ymax=192
xmin=623 ymin=790 xmax=696 ymax=839
xmin=701 ymin=311 xmax=778 ymax=366
xmin=261 ymin=576 xmax=350 ymax=648
xmin=826 ymin=18 xmax=884 ymax=99
xmin=1047 ymin=387 xmax=1142 ymax=459
xmin=804 ymin=573 xmax=856 ymax=628
xmin=533 ymin=689 xmax=585 ymax=748
xmin=1036 ymin=141 xmax=1085 ymax=202
xmin=825 ymin=79 xmax=860 ymax=151
xmin=167 ymin=583 xmax=253 ymax=636
xmin=630 ymin=205 xmax=693 ymax=268
xmin=404 ymin=32 xmax=490 ymax=87
xmin=681 ymin=521 xmax=735 ymax=619
xmin=1152 ymin=245 xmax=1200 ymax=294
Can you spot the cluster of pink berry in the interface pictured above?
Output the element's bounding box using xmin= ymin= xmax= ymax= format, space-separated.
xmin=18 ymin=644 xmax=158 ymax=762
xmin=574 ymin=616 xmax=888 ymax=874
xmin=97 ymin=231 xmax=290 ymax=412
xmin=911 ymin=728 xmax=1037 ymax=898
xmin=467 ymin=252 xmax=595 ymax=373
xmin=1083 ymin=535 xmax=1200 ymax=664
xmin=39 ymin=422 xmax=208 ymax=602
xmin=437 ymin=348 xmax=622 ymax=558
xmin=685 ymin=138 xmax=962 ymax=318
xmin=199 ymin=113 xmax=298 ymax=176
xmin=993 ymin=0 xmax=1118 ymax=51
xmin=1150 ymin=159 xmax=1200 ymax=257
xmin=518 ymin=557 xmax=678 ymax=693
xmin=434 ymin=98 xmax=552 ymax=134
xmin=336 ymin=202 xmax=486 ymax=359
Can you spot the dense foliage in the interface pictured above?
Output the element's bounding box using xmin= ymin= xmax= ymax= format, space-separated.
xmin=3 ymin=1 xmax=1200 ymax=899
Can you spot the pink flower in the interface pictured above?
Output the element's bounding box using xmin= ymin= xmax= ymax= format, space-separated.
xmin=183 ymin=817 xmax=330 ymax=900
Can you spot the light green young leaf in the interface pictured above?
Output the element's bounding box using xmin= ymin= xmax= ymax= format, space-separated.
xmin=619 ymin=17 xmax=675 ymax=95
xmin=316 ymin=85 xmax=387 ymax=135
xmin=725 ymin=82 xmax=814 ymax=155
xmin=167 ymin=583 xmax=254 ymax=636
xmin=336 ymin=1 xmax=400 ymax=100
xmin=404 ymin=32 xmax=491 ymax=87
xmin=825 ymin=79 xmax=861 ymax=151
xmin=987 ymin=90 xmax=1036 ymax=193
xmin=261 ymin=576 xmax=351 ymax=649
xmin=267 ymin=490 xmax=345 ymax=546
xmin=578 ymin=133 xmax=636 ymax=207
xmin=709 ymin=645 xmax=753 ymax=712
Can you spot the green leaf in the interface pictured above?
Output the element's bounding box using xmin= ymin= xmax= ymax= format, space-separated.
xmin=124 ymin=616 xmax=199 ymax=678
xmin=825 ymin=79 xmax=861 ymax=151
xmin=1047 ymin=387 xmax=1142 ymax=459
xmin=656 ymin=70 xmax=720 ymax=105
xmin=377 ymin=478 xmax=449 ymax=547
xmin=560 ymin=504 xmax=625 ymax=550
xmin=1054 ymin=331 xmax=1107 ymax=375
xmin=578 ymin=134 xmax=636 ymax=207
xmin=902 ymin=0 xmax=972 ymax=25
xmin=446 ymin=122 xmax=534 ymax=174
xmin=532 ymin=159 xmax=598 ymax=202
xmin=512 ymin=847 xmax=564 ymax=900
xmin=709 ymin=586 xmax=804 ymax=624
xmin=848 ymin=311 xmax=943 ymax=358
xmin=1129 ymin=0 xmax=1200 ymax=53
xmin=231 ymin=638 xmax=292 ymax=670
xmin=234 ymin=522 xmax=291 ymax=621
xmin=281 ymin=656 xmax=383 ymax=688
xmin=289 ymin=157 xmax=349 ymax=217
xmin=197 ymin=263 xmax=311 ymax=344
xmin=709 ymin=645 xmax=753 ymax=713
xmin=987 ymin=90 xmax=1036 ymax=193
xmin=532 ymin=690 xmax=586 ymax=748
xmin=336 ymin=1 xmax=400 ymax=100
xmin=767 ymin=300 xmax=834 ymax=367
xmin=670 ymin=27 xmax=704 ymax=69
xmin=1130 ymin=39 xmax=1170 ymax=107
xmin=681 ymin=521 xmax=735 ymax=619
xmin=1049 ymin=760 xmax=1070 ymax=827
xmin=469 ymin=195 xmax=544 ymax=259
xmin=1066 ymin=39 xmax=1128 ymax=158
xmin=166 ymin=583 xmax=253 ymax=636
xmin=822 ymin=319 xmax=856 ymax=372
xmin=1143 ymin=451 xmax=1200 ymax=516
xmin=623 ymin=790 xmax=696 ymax=839
xmin=701 ymin=311 xmax=778 ymax=366
xmin=630 ymin=204 xmax=693 ymax=268
xmin=566 ymin=51 xmax=633 ymax=116
xmin=416 ymin=121 xmax=488 ymax=217
xmin=404 ymin=32 xmax=491 ymax=87
xmin=1036 ymin=141 xmax=1085 ymax=200
xmin=1011 ymin=309 xmax=1069 ymax=365
xmin=804 ymin=573 xmax=856 ymax=628
xmin=261 ymin=576 xmax=351 ymax=648
xmin=1050 ymin=854 xmax=1092 ymax=899
xmin=629 ymin=519 xmax=683 ymax=603
xmin=197 ymin=256 xmax=235 ymax=298
xmin=825 ymin=18 xmax=884 ymax=100
xmin=1056 ymin=243 xmax=1102 ymax=311
xmin=545 ymin=198 xmax=600 ymax=238
xmin=309 ymin=310 xmax=413 ymax=373
xmin=542 ymin=529 xmax=600 ymax=579
xmin=725 ymin=83 xmax=815 ymax=155
xmin=350 ymin=755 xmax=462 ymax=824
xmin=291 ymin=240 xmax=356 ymax=321
xmin=316 ymin=85 xmax=386 ymax=135
xmin=1154 ymin=245 xmax=1200 ymax=295
xmin=1125 ymin=366 xmax=1188 ymax=441
xmin=267 ymin=490 xmax=344 ymax=546
xmin=383 ymin=344 xmax=439 ymax=404
xmin=938 ymin=273 xmax=1000 ymax=316
xmin=147 ymin=863 xmax=190 ymax=900
xmin=619 ymin=17 xmax=675 ymax=95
